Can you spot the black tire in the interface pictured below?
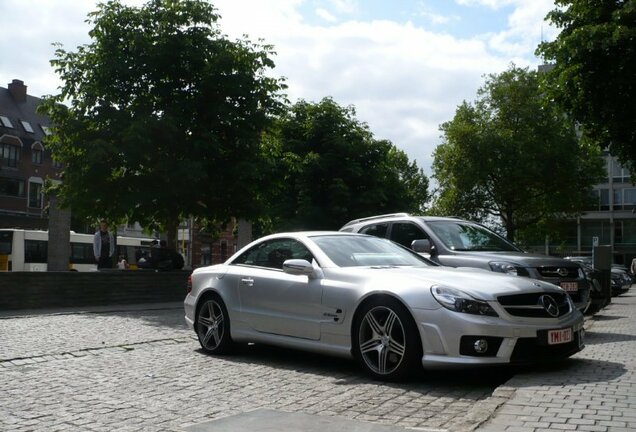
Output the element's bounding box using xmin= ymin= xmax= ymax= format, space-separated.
xmin=195 ymin=295 xmax=234 ymax=354
xmin=352 ymin=296 xmax=422 ymax=381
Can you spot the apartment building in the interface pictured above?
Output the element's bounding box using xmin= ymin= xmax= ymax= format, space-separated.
xmin=0 ymin=79 xmax=60 ymax=229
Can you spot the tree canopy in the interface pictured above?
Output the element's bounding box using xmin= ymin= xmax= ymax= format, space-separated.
xmin=263 ymin=98 xmax=429 ymax=231
xmin=431 ymin=65 xmax=603 ymax=241
xmin=39 ymin=0 xmax=286 ymax=243
xmin=537 ymin=0 xmax=636 ymax=170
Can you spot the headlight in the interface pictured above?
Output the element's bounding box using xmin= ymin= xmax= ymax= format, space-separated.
xmin=431 ymin=286 xmax=498 ymax=317
xmin=489 ymin=261 xmax=521 ymax=276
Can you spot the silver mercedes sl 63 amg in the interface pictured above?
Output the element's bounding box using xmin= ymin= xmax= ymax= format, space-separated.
xmin=184 ymin=232 xmax=584 ymax=380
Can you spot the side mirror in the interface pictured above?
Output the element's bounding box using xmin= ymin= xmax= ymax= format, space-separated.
xmin=282 ymin=259 xmax=315 ymax=276
xmin=411 ymin=239 xmax=434 ymax=255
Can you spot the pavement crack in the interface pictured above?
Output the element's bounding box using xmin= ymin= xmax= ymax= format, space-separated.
xmin=0 ymin=337 xmax=191 ymax=365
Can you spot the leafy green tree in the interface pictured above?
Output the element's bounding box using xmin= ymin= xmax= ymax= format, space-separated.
xmin=39 ymin=0 xmax=285 ymax=245
xmin=431 ymin=65 xmax=603 ymax=241
xmin=264 ymin=98 xmax=429 ymax=231
xmin=537 ymin=0 xmax=636 ymax=169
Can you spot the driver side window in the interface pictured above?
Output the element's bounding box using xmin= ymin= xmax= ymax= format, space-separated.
xmin=390 ymin=222 xmax=429 ymax=249
xmin=232 ymin=238 xmax=314 ymax=270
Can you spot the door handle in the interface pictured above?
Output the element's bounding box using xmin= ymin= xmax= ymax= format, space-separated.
xmin=240 ymin=277 xmax=254 ymax=286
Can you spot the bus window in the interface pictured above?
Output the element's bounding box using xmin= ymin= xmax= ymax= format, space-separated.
xmin=24 ymin=240 xmax=48 ymax=263
xmin=0 ymin=231 xmax=12 ymax=254
xmin=116 ymin=245 xmax=129 ymax=262
xmin=71 ymin=243 xmax=94 ymax=264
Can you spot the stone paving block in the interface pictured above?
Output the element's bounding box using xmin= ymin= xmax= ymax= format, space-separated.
xmin=550 ymin=423 xmax=578 ymax=430
xmin=503 ymin=426 xmax=535 ymax=432
xmin=577 ymin=426 xmax=608 ymax=432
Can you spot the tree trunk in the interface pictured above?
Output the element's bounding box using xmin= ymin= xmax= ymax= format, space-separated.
xmin=504 ymin=210 xmax=515 ymax=242
xmin=166 ymin=219 xmax=179 ymax=250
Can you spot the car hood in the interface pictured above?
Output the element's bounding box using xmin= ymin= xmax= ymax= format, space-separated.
xmin=453 ymin=251 xmax=576 ymax=267
xmin=347 ymin=265 xmax=563 ymax=301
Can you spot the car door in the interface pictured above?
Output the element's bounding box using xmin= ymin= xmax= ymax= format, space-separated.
xmin=231 ymin=238 xmax=323 ymax=340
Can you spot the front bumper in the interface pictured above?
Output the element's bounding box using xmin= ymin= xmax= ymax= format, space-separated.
xmin=412 ymin=306 xmax=584 ymax=368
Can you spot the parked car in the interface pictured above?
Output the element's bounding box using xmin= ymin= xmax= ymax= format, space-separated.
xmin=611 ymin=267 xmax=632 ymax=296
xmin=564 ymin=256 xmax=631 ymax=298
xmin=563 ymin=256 xmax=607 ymax=313
xmin=185 ymin=232 xmax=585 ymax=381
xmin=340 ymin=214 xmax=591 ymax=312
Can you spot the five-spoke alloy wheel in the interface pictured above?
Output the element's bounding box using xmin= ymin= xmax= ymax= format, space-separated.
xmin=353 ymin=297 xmax=421 ymax=381
xmin=196 ymin=296 xmax=233 ymax=354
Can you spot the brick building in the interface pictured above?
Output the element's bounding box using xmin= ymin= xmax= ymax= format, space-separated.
xmin=0 ymin=79 xmax=61 ymax=229
xmin=178 ymin=218 xmax=240 ymax=269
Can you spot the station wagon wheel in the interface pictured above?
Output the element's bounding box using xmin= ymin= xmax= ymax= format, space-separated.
xmin=353 ymin=297 xmax=421 ymax=381
xmin=196 ymin=296 xmax=233 ymax=354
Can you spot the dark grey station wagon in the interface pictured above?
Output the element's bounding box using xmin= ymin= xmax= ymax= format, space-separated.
xmin=340 ymin=214 xmax=590 ymax=312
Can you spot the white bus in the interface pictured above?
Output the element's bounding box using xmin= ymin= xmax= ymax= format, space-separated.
xmin=0 ymin=229 xmax=155 ymax=271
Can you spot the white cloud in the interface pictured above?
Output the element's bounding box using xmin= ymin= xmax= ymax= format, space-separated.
xmin=316 ymin=8 xmax=338 ymax=23
xmin=327 ymin=0 xmax=358 ymax=15
xmin=418 ymin=11 xmax=458 ymax=26
xmin=484 ymin=0 xmax=558 ymax=58
xmin=455 ymin=0 xmax=515 ymax=9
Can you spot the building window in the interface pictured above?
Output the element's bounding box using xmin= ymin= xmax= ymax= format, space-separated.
xmin=40 ymin=125 xmax=51 ymax=135
xmin=588 ymin=190 xmax=599 ymax=211
xmin=1 ymin=143 xmax=20 ymax=168
xmin=613 ymin=189 xmax=623 ymax=210
xmin=581 ymin=220 xmax=611 ymax=247
xmin=32 ymin=149 xmax=42 ymax=164
xmin=201 ymin=245 xmax=211 ymax=266
xmin=28 ymin=182 xmax=43 ymax=208
xmin=20 ymin=121 xmax=34 ymax=133
xmin=611 ymin=158 xmax=630 ymax=183
xmin=622 ymin=220 xmax=636 ymax=245
xmin=0 ymin=177 xmax=25 ymax=197
xmin=0 ymin=115 xmax=14 ymax=128
xmin=623 ymin=188 xmax=636 ymax=210
xmin=599 ymin=189 xmax=610 ymax=211
xmin=615 ymin=221 xmax=623 ymax=244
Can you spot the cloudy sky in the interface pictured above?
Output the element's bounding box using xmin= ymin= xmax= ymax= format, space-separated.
xmin=0 ymin=0 xmax=559 ymax=175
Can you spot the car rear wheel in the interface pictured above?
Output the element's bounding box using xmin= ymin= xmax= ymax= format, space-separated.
xmin=353 ymin=297 xmax=421 ymax=381
xmin=196 ymin=296 xmax=233 ymax=354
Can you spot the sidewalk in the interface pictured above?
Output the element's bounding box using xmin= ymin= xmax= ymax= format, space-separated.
xmin=477 ymin=289 xmax=636 ymax=432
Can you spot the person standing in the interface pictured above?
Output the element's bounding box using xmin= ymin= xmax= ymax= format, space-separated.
xmin=93 ymin=220 xmax=115 ymax=269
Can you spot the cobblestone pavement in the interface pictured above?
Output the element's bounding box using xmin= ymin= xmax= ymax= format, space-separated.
xmin=1 ymin=291 xmax=634 ymax=432
xmin=478 ymin=291 xmax=636 ymax=432
xmin=0 ymin=304 xmax=511 ymax=432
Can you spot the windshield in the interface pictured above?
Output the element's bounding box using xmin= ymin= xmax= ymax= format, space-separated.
xmin=312 ymin=235 xmax=431 ymax=267
xmin=425 ymin=220 xmax=520 ymax=252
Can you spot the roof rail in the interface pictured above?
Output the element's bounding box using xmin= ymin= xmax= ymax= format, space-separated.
xmin=342 ymin=213 xmax=410 ymax=227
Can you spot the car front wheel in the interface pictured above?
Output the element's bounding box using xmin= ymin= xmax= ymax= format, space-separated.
xmin=353 ymin=297 xmax=421 ymax=381
xmin=196 ymin=296 xmax=233 ymax=354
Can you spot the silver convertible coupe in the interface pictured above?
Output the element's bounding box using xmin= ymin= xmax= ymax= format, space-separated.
xmin=184 ymin=232 xmax=584 ymax=380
